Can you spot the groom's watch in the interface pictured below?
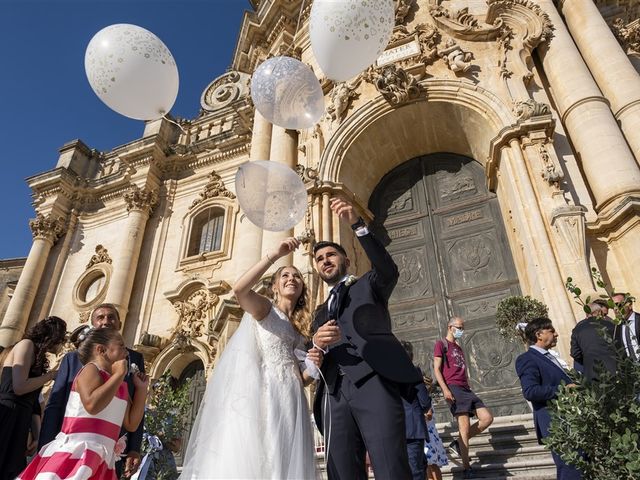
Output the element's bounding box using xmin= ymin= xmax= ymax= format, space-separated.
xmin=350 ymin=217 xmax=366 ymax=231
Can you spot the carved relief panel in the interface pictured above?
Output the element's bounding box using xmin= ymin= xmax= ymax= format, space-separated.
xmin=370 ymin=154 xmax=525 ymax=419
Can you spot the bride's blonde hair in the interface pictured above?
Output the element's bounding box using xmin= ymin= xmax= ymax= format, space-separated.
xmin=271 ymin=266 xmax=312 ymax=339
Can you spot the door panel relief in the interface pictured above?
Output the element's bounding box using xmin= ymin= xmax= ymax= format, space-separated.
xmin=370 ymin=153 xmax=527 ymax=419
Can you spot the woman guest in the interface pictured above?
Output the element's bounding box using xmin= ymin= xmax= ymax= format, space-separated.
xmin=0 ymin=316 xmax=67 ymax=480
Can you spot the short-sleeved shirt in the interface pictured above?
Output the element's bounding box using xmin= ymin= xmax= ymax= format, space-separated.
xmin=434 ymin=339 xmax=469 ymax=388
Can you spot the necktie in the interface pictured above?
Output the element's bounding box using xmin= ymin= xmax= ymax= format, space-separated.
xmin=545 ymin=352 xmax=564 ymax=370
xmin=327 ymin=283 xmax=343 ymax=320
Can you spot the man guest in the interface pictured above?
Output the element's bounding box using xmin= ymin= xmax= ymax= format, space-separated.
xmin=516 ymin=317 xmax=581 ymax=479
xmin=39 ymin=303 xmax=145 ymax=478
xmin=312 ymin=197 xmax=421 ymax=480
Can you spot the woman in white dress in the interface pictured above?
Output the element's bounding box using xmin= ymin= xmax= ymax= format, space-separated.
xmin=181 ymin=237 xmax=322 ymax=479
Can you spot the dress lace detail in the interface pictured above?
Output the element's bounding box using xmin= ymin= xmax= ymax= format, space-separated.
xmin=257 ymin=306 xmax=303 ymax=382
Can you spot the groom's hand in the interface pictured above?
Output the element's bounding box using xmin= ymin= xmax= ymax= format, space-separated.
xmin=308 ymin=347 xmax=323 ymax=368
xmin=330 ymin=197 xmax=358 ymax=225
xmin=314 ymin=320 xmax=341 ymax=350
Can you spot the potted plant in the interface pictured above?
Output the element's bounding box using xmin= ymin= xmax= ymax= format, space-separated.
xmin=133 ymin=372 xmax=192 ymax=480
xmin=495 ymin=295 xmax=549 ymax=344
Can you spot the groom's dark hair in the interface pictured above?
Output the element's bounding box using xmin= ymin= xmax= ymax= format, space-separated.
xmin=313 ymin=241 xmax=347 ymax=257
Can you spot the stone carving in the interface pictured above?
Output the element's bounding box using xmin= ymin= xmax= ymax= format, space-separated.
xmin=439 ymin=38 xmax=474 ymax=73
xmin=78 ymin=311 xmax=91 ymax=324
xmin=190 ymin=171 xmax=236 ymax=210
xmin=396 ymin=251 xmax=426 ymax=286
xmin=438 ymin=171 xmax=476 ymax=201
xmin=86 ymin=244 xmax=112 ymax=269
xmin=458 ymin=238 xmax=493 ymax=275
xmin=487 ymin=0 xmax=553 ymax=45
xmin=431 ymin=6 xmax=479 ymax=29
xmin=539 ymin=142 xmax=563 ymax=187
xmin=467 ymin=330 xmax=520 ymax=388
xmin=487 ymin=0 xmax=554 ymax=84
xmin=295 ymin=164 xmax=319 ymax=183
xmin=325 ymin=81 xmax=361 ymax=124
xmin=416 ymin=23 xmax=441 ymax=65
xmin=389 ymin=189 xmax=414 ymax=214
xmin=124 ymin=185 xmax=158 ymax=214
xmin=172 ymin=289 xmax=220 ymax=349
xmin=612 ymin=18 xmax=640 ymax=54
xmin=395 ymin=0 xmax=413 ymax=25
xmin=365 ymin=64 xmax=421 ymax=105
xmin=29 ymin=214 xmax=66 ymax=242
xmin=201 ymin=71 xmax=251 ymax=112
xmin=513 ymin=99 xmax=551 ymax=121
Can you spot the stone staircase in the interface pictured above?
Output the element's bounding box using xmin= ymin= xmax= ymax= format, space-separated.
xmin=437 ymin=414 xmax=557 ymax=479
xmin=314 ymin=414 xmax=558 ymax=479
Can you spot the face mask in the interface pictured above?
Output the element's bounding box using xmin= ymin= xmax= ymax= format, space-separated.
xmin=453 ymin=328 xmax=464 ymax=339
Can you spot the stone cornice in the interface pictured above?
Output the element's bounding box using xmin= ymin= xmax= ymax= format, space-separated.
xmin=486 ymin=115 xmax=556 ymax=191
xmin=586 ymin=195 xmax=640 ymax=238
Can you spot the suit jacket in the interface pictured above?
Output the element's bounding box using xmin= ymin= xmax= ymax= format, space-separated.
xmin=39 ymin=348 xmax=145 ymax=453
xmin=515 ymin=348 xmax=572 ymax=443
xmin=570 ymin=316 xmax=618 ymax=381
xmin=312 ymin=231 xmax=420 ymax=430
xmin=403 ymin=367 xmax=431 ymax=440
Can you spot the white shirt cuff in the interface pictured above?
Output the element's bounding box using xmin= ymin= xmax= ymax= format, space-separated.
xmin=354 ymin=226 xmax=369 ymax=237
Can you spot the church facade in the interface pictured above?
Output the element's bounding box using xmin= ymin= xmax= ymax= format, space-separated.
xmin=1 ymin=0 xmax=640 ymax=446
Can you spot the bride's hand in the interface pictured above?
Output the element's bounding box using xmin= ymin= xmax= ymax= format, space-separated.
xmin=308 ymin=347 xmax=323 ymax=369
xmin=269 ymin=237 xmax=300 ymax=260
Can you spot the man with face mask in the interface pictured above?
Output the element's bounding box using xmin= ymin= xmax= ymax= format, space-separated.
xmin=433 ymin=317 xmax=493 ymax=479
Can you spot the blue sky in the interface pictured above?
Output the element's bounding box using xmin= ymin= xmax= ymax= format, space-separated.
xmin=0 ymin=0 xmax=250 ymax=259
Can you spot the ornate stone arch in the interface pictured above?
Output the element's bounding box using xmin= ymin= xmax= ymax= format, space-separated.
xmin=318 ymin=78 xmax=515 ymax=199
xmin=148 ymin=339 xmax=212 ymax=380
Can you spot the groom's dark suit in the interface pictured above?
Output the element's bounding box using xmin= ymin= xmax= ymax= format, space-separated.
xmin=313 ymin=231 xmax=420 ymax=480
xmin=515 ymin=348 xmax=581 ymax=479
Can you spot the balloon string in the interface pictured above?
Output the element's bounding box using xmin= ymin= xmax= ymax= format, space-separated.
xmin=161 ymin=114 xmax=188 ymax=135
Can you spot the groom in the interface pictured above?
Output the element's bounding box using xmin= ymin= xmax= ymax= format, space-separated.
xmin=312 ymin=197 xmax=420 ymax=480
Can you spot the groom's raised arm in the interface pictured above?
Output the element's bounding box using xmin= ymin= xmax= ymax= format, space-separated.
xmin=331 ymin=197 xmax=398 ymax=301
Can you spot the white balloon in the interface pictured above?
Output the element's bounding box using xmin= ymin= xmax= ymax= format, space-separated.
xmin=235 ymin=161 xmax=308 ymax=232
xmin=250 ymin=56 xmax=324 ymax=130
xmin=85 ymin=24 xmax=179 ymax=120
xmin=310 ymin=0 xmax=395 ymax=82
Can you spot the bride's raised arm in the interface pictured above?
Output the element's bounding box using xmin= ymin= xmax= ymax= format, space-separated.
xmin=232 ymin=237 xmax=301 ymax=321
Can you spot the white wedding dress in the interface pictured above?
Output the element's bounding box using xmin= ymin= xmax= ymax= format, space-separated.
xmin=180 ymin=306 xmax=318 ymax=479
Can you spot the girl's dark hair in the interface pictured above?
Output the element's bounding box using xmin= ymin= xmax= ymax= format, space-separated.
xmin=524 ymin=317 xmax=554 ymax=345
xmin=77 ymin=328 xmax=121 ymax=365
xmin=23 ymin=316 xmax=67 ymax=375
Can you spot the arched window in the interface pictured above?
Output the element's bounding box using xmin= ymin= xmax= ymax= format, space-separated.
xmin=188 ymin=208 xmax=224 ymax=256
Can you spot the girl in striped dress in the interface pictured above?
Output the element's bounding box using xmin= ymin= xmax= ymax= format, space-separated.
xmin=20 ymin=328 xmax=148 ymax=480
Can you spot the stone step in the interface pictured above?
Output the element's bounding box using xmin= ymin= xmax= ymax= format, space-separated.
xmin=315 ymin=414 xmax=558 ymax=480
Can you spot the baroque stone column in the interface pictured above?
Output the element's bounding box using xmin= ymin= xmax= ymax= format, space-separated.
xmin=104 ymin=185 xmax=158 ymax=324
xmin=0 ymin=214 xmax=66 ymax=348
xmin=532 ymin=0 xmax=640 ymax=211
xmin=557 ymin=0 xmax=640 ymax=164
xmin=233 ymin=110 xmax=271 ymax=274
xmin=261 ymin=126 xmax=299 ymax=267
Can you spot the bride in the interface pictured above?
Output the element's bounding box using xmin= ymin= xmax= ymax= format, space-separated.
xmin=180 ymin=237 xmax=322 ymax=479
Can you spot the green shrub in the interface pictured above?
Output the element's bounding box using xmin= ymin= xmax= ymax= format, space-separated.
xmin=495 ymin=295 xmax=548 ymax=342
